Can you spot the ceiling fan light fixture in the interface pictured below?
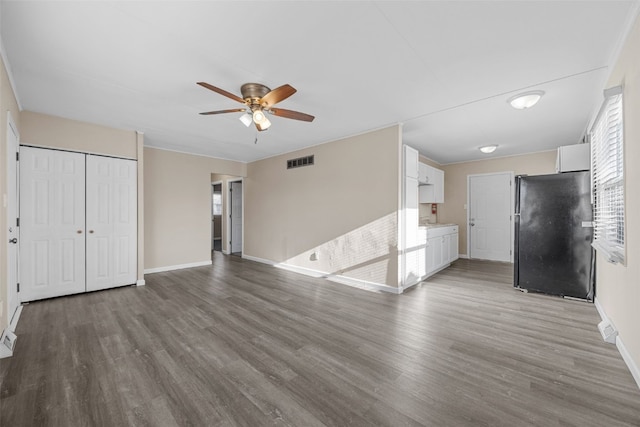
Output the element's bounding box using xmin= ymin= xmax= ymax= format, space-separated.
xmin=255 ymin=117 xmax=271 ymax=131
xmin=253 ymin=109 xmax=266 ymax=123
xmin=508 ymin=91 xmax=544 ymax=109
xmin=479 ymin=145 xmax=498 ymax=154
xmin=239 ymin=113 xmax=253 ymax=127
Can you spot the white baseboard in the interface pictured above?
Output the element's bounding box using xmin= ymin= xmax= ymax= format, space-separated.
xmin=617 ymin=336 xmax=640 ymax=390
xmin=144 ymin=260 xmax=212 ymax=274
xmin=458 ymin=254 xmax=469 ymax=259
xmin=136 ymin=279 xmax=146 ymax=286
xmin=242 ymin=254 xmax=402 ymax=294
xmin=594 ymin=297 xmax=640 ymax=390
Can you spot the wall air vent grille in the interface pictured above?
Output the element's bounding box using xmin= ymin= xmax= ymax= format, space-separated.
xmin=287 ymin=155 xmax=314 ymax=170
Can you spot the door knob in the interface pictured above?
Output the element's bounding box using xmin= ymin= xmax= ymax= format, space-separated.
xmin=469 ymin=223 xmax=475 ymax=226
xmin=77 ymin=230 xmax=83 ymax=234
xmin=9 ymin=238 xmax=17 ymax=244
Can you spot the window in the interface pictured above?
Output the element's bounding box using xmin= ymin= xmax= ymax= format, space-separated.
xmin=212 ymin=192 xmax=222 ymax=215
xmin=590 ymin=86 xmax=625 ymax=264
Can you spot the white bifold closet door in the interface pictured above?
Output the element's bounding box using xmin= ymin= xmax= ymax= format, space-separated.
xmin=19 ymin=147 xmax=86 ymax=301
xmin=20 ymin=147 xmax=137 ymax=301
xmin=86 ymin=155 xmax=137 ymax=292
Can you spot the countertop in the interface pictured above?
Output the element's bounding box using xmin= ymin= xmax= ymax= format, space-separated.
xmin=419 ymin=223 xmax=457 ymax=229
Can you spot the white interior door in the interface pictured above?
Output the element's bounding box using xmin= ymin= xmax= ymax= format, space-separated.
xmin=6 ymin=114 xmax=19 ymax=324
xmin=86 ymin=155 xmax=137 ymax=292
xmin=230 ymin=181 xmax=242 ymax=254
xmin=468 ymin=172 xmax=513 ymax=262
xmin=19 ymin=147 xmax=86 ymax=301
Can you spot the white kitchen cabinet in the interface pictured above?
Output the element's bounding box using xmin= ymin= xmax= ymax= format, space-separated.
xmin=418 ymin=164 xmax=444 ymax=203
xmin=404 ymin=145 xmax=419 ymax=179
xmin=449 ymin=232 xmax=459 ymax=262
xmin=556 ymin=143 xmax=590 ymax=172
xmin=427 ymin=235 xmax=444 ymax=271
xmin=424 ymin=225 xmax=458 ymax=278
xmin=418 ymin=162 xmax=429 ymax=183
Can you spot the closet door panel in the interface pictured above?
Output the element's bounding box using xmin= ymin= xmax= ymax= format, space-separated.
xmin=86 ymin=155 xmax=137 ymax=291
xmin=19 ymin=147 xmax=86 ymax=301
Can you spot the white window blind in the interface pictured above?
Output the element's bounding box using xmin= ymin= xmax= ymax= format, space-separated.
xmin=590 ymin=86 xmax=625 ymax=264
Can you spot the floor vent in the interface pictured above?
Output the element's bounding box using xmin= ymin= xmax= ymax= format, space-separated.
xmin=287 ymin=155 xmax=314 ymax=169
xmin=598 ymin=319 xmax=618 ymax=344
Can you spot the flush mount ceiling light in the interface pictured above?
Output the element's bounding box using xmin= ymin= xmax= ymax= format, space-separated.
xmin=508 ymin=90 xmax=545 ymax=109
xmin=479 ymin=145 xmax=498 ymax=154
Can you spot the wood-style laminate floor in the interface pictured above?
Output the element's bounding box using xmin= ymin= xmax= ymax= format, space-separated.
xmin=1 ymin=254 xmax=639 ymax=426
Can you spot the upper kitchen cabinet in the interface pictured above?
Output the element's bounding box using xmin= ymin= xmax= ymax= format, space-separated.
xmin=404 ymin=145 xmax=419 ymax=179
xmin=418 ymin=163 xmax=444 ymax=203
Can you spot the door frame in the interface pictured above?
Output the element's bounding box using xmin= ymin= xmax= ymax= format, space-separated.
xmin=227 ymin=178 xmax=243 ymax=255
xmin=6 ymin=112 xmax=20 ymax=327
xmin=466 ymin=171 xmax=515 ymax=262
xmin=211 ymin=180 xmax=222 ymax=252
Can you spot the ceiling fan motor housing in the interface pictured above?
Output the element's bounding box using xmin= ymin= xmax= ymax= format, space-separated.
xmin=241 ymin=83 xmax=271 ymax=109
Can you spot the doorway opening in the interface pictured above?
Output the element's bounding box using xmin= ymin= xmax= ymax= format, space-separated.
xmin=210 ymin=174 xmax=244 ymax=259
xmin=229 ymin=179 xmax=243 ymax=256
xmin=211 ymin=182 xmax=223 ymax=253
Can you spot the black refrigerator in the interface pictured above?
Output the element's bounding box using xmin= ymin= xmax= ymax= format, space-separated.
xmin=514 ymin=171 xmax=595 ymax=300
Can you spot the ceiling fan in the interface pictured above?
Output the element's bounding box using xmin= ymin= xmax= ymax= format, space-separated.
xmin=197 ymin=82 xmax=315 ymax=131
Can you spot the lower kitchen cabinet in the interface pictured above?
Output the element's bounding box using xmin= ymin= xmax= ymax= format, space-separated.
xmin=425 ymin=225 xmax=458 ymax=277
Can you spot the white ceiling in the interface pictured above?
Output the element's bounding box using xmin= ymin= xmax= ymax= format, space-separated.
xmin=1 ymin=1 xmax=638 ymax=164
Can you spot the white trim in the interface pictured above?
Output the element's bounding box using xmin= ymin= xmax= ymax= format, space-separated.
xmin=0 ymin=36 xmax=23 ymax=110
xmin=440 ymin=149 xmax=556 ymax=166
xmin=6 ymin=111 xmax=21 ymax=329
xmin=604 ymin=2 xmax=640 ymax=84
xmin=617 ymin=336 xmax=640 ymax=390
xmin=594 ymin=297 xmax=640 ymax=390
xmin=136 ymin=279 xmax=146 ymax=286
xmin=8 ymin=304 xmax=22 ymax=333
xmin=227 ymin=178 xmax=243 ymax=255
xmin=594 ymin=297 xmax=608 ymax=323
xmin=142 ymin=145 xmax=248 ymax=165
xmin=242 ymin=254 xmax=402 ymax=294
xmin=211 ymin=180 xmax=223 ymax=251
xmin=458 ymin=254 xmax=469 ymax=259
xmin=144 ymin=260 xmax=212 ymax=274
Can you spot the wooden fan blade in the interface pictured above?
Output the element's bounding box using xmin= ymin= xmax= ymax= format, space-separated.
xmin=270 ymin=108 xmax=315 ymax=122
xmin=199 ymin=108 xmax=246 ymax=115
xmin=197 ymin=82 xmax=245 ymax=104
xmin=260 ymin=84 xmax=297 ymax=107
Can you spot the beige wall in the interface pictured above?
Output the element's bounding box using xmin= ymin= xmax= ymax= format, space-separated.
xmin=144 ymin=147 xmax=245 ymax=270
xmin=0 ymin=54 xmax=21 ymax=333
xmin=438 ymin=150 xmax=557 ymax=256
xmin=245 ymin=126 xmax=401 ymax=288
xmin=596 ymin=14 xmax=640 ymax=381
xmin=20 ymin=111 xmax=137 ymax=159
xmin=210 ymin=173 xmax=242 ymax=254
